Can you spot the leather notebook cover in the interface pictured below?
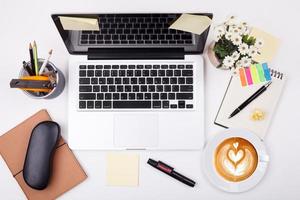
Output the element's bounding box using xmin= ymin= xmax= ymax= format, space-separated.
xmin=0 ymin=109 xmax=87 ymax=200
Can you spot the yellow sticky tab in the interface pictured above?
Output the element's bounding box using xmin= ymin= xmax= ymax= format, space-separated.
xmin=250 ymin=65 xmax=260 ymax=84
xmin=169 ymin=14 xmax=212 ymax=35
xmin=59 ymin=16 xmax=99 ymax=31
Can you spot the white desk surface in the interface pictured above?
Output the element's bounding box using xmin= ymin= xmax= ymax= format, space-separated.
xmin=1 ymin=0 xmax=300 ymax=199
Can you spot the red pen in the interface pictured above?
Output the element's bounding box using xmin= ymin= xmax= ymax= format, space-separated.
xmin=147 ymin=158 xmax=196 ymax=187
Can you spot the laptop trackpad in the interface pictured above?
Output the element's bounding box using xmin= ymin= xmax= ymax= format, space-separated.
xmin=114 ymin=113 xmax=159 ymax=149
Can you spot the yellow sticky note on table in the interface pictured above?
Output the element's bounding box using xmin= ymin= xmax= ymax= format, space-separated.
xmin=169 ymin=14 xmax=212 ymax=35
xmin=59 ymin=16 xmax=99 ymax=31
xmin=106 ymin=153 xmax=139 ymax=186
xmin=250 ymin=27 xmax=280 ymax=62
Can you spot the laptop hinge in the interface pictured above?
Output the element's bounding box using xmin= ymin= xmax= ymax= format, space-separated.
xmin=87 ymin=48 xmax=184 ymax=60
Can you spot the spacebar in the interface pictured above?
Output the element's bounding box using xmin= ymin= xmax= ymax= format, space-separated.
xmin=113 ymin=101 xmax=151 ymax=108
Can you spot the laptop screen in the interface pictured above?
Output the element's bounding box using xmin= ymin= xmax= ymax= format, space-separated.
xmin=51 ymin=13 xmax=213 ymax=55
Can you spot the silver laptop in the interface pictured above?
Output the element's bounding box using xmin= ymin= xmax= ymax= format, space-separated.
xmin=51 ymin=13 xmax=213 ymax=150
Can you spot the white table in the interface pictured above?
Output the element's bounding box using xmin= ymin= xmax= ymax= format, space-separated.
xmin=1 ymin=0 xmax=300 ymax=199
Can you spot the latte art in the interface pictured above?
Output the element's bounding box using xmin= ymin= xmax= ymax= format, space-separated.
xmin=214 ymin=137 xmax=258 ymax=182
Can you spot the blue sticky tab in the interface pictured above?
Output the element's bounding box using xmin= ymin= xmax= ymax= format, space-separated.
xmin=262 ymin=63 xmax=271 ymax=81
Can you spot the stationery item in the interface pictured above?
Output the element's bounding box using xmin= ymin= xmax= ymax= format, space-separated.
xmin=33 ymin=41 xmax=39 ymax=75
xmin=59 ymin=16 xmax=100 ymax=31
xmin=10 ymin=76 xmax=54 ymax=93
xmin=239 ymin=63 xmax=272 ymax=87
xmin=250 ymin=27 xmax=280 ymax=62
xmin=0 ymin=109 xmax=87 ymax=200
xmin=215 ymin=68 xmax=286 ymax=139
xmin=203 ymin=129 xmax=269 ymax=193
xmin=244 ymin=67 xmax=253 ymax=85
xmin=23 ymin=61 xmax=34 ymax=76
xmin=169 ymin=13 xmax=212 ymax=35
xmin=238 ymin=68 xmax=247 ymax=87
xmin=39 ymin=49 xmax=53 ymax=75
xmin=106 ymin=153 xmax=139 ymax=186
xmin=228 ymin=81 xmax=272 ymax=119
xmin=23 ymin=121 xmax=60 ymax=190
xmin=262 ymin=63 xmax=271 ymax=81
xmin=29 ymin=44 xmax=35 ymax=75
xmin=147 ymin=158 xmax=196 ymax=187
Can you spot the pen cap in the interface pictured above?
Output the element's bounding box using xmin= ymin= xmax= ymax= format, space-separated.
xmin=147 ymin=158 xmax=158 ymax=167
xmin=19 ymin=58 xmax=65 ymax=99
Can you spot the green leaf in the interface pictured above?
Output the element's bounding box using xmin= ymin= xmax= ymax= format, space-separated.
xmin=213 ymin=36 xmax=238 ymax=60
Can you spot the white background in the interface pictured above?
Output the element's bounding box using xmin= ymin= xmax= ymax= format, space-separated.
xmin=0 ymin=0 xmax=300 ymax=199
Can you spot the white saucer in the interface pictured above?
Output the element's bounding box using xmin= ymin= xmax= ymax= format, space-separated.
xmin=202 ymin=129 xmax=269 ymax=193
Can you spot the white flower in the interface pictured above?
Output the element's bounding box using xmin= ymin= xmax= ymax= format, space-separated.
xmin=238 ymin=43 xmax=249 ymax=55
xmin=223 ymin=56 xmax=235 ymax=68
xmin=255 ymin=39 xmax=264 ymax=48
xmin=235 ymin=60 xmax=242 ymax=68
xmin=240 ymin=56 xmax=251 ymax=66
xmin=231 ymin=51 xmax=240 ymax=61
xmin=243 ymin=28 xmax=250 ymax=35
xmin=229 ymin=27 xmax=241 ymax=35
xmin=231 ymin=34 xmax=242 ymax=46
xmin=225 ymin=33 xmax=233 ymax=40
xmin=248 ymin=45 xmax=259 ymax=57
xmin=237 ymin=23 xmax=247 ymax=34
xmin=225 ymin=16 xmax=237 ymax=26
xmin=213 ymin=25 xmax=226 ymax=41
xmin=215 ymin=25 xmax=226 ymax=36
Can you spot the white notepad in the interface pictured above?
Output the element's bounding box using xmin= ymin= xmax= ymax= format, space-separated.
xmin=214 ymin=69 xmax=286 ymax=139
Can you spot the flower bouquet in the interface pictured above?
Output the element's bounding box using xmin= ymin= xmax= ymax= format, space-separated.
xmin=208 ymin=16 xmax=264 ymax=70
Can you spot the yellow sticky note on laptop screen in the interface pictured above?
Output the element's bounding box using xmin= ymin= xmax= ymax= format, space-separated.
xmin=106 ymin=153 xmax=139 ymax=187
xmin=169 ymin=14 xmax=212 ymax=35
xmin=250 ymin=27 xmax=280 ymax=63
xmin=59 ymin=16 xmax=99 ymax=31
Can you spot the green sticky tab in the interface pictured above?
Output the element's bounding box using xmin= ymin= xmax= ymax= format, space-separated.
xmin=256 ymin=63 xmax=266 ymax=82
xmin=250 ymin=65 xmax=260 ymax=84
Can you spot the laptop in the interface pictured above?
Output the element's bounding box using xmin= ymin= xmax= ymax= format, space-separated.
xmin=51 ymin=13 xmax=213 ymax=150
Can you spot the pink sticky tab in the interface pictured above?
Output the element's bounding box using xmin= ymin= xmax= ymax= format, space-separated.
xmin=245 ymin=67 xmax=253 ymax=85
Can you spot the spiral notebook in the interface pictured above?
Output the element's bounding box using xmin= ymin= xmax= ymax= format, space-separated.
xmin=214 ymin=68 xmax=286 ymax=139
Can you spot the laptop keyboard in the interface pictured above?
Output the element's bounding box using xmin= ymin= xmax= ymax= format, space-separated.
xmin=78 ymin=64 xmax=194 ymax=109
xmin=79 ymin=14 xmax=193 ymax=45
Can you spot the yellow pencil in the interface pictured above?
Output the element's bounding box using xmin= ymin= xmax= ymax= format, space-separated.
xmin=33 ymin=41 xmax=39 ymax=75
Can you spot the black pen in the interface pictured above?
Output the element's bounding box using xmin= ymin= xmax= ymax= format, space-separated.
xmin=29 ymin=43 xmax=35 ymax=75
xmin=22 ymin=61 xmax=34 ymax=76
xmin=228 ymin=81 xmax=272 ymax=119
xmin=147 ymin=158 xmax=196 ymax=187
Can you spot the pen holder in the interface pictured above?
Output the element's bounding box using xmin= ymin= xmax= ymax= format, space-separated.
xmin=19 ymin=59 xmax=65 ymax=99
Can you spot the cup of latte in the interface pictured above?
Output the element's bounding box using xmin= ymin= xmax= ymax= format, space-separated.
xmin=202 ymin=129 xmax=269 ymax=193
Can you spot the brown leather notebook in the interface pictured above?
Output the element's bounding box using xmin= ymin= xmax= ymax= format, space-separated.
xmin=0 ymin=109 xmax=87 ymax=200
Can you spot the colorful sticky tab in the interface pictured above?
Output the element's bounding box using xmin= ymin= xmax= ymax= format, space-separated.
xmin=244 ymin=67 xmax=253 ymax=85
xmin=262 ymin=63 xmax=272 ymax=81
xmin=256 ymin=64 xmax=266 ymax=82
xmin=238 ymin=63 xmax=272 ymax=87
xmin=239 ymin=68 xmax=247 ymax=87
xmin=250 ymin=65 xmax=260 ymax=84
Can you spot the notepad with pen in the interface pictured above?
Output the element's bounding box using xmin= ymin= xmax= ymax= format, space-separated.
xmin=214 ymin=67 xmax=286 ymax=139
